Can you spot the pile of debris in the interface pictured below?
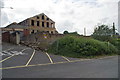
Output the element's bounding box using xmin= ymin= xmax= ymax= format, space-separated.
xmin=20 ymin=41 xmax=48 ymax=51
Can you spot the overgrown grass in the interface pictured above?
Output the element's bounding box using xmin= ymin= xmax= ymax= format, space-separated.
xmin=47 ymin=36 xmax=118 ymax=58
xmin=109 ymin=38 xmax=120 ymax=55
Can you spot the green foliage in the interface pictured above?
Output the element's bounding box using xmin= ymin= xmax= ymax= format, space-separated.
xmin=63 ymin=31 xmax=79 ymax=36
xmin=63 ymin=31 xmax=69 ymax=34
xmin=92 ymin=24 xmax=113 ymax=41
xmin=91 ymin=24 xmax=119 ymax=55
xmin=47 ymin=36 xmax=118 ymax=58
xmin=109 ymin=38 xmax=120 ymax=55
xmin=93 ymin=25 xmax=113 ymax=36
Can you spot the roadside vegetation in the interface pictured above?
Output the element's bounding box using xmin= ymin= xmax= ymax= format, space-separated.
xmin=91 ymin=23 xmax=120 ymax=55
xmin=47 ymin=36 xmax=118 ymax=58
xmin=47 ymin=23 xmax=119 ymax=58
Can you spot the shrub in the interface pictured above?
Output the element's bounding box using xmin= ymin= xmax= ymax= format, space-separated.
xmin=47 ymin=36 xmax=118 ymax=58
xmin=109 ymin=38 xmax=120 ymax=55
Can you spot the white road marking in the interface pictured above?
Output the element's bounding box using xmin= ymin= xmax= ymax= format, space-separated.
xmin=45 ymin=52 xmax=53 ymax=64
xmin=0 ymin=55 xmax=15 ymax=63
xmin=0 ymin=48 xmax=29 ymax=63
xmin=3 ymin=48 xmax=14 ymax=52
xmin=25 ymin=49 xmax=36 ymax=66
xmin=62 ymin=56 xmax=70 ymax=62
xmin=0 ymin=58 xmax=92 ymax=70
xmin=0 ymin=56 xmax=116 ymax=70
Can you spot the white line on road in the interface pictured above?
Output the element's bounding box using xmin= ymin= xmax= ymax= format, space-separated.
xmin=0 ymin=56 xmax=117 ymax=70
xmin=25 ymin=49 xmax=36 ymax=66
xmin=0 ymin=48 xmax=29 ymax=63
xmin=21 ymin=48 xmax=31 ymax=52
xmin=3 ymin=48 xmax=14 ymax=52
xmin=0 ymin=55 xmax=15 ymax=63
xmin=62 ymin=56 xmax=70 ymax=62
xmin=0 ymin=58 xmax=92 ymax=70
xmin=45 ymin=52 xmax=53 ymax=64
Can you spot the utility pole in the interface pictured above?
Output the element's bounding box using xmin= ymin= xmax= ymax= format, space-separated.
xmin=113 ymin=22 xmax=116 ymax=36
xmin=84 ymin=27 xmax=86 ymax=36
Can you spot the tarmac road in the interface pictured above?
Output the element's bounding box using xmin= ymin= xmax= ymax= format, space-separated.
xmin=1 ymin=43 xmax=118 ymax=78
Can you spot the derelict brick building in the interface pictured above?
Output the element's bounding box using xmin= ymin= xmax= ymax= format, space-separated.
xmin=18 ymin=13 xmax=58 ymax=34
xmin=2 ymin=13 xmax=58 ymax=44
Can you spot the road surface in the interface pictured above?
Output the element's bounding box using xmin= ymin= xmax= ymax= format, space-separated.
xmin=0 ymin=43 xmax=118 ymax=78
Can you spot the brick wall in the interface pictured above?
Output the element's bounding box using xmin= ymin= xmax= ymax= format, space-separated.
xmin=21 ymin=32 xmax=64 ymax=50
xmin=23 ymin=29 xmax=30 ymax=36
xmin=2 ymin=32 xmax=10 ymax=42
xmin=2 ymin=31 xmax=21 ymax=44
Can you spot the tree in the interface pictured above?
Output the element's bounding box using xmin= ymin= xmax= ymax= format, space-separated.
xmin=93 ymin=25 xmax=113 ymax=36
xmin=91 ymin=24 xmax=113 ymax=41
xmin=63 ymin=31 xmax=69 ymax=34
xmin=63 ymin=31 xmax=79 ymax=36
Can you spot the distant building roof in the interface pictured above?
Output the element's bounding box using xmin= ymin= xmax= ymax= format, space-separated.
xmin=5 ymin=24 xmax=27 ymax=29
xmin=19 ymin=13 xmax=55 ymax=23
xmin=6 ymin=22 xmax=18 ymax=27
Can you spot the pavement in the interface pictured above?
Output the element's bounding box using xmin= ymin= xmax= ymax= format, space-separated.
xmin=0 ymin=42 xmax=118 ymax=78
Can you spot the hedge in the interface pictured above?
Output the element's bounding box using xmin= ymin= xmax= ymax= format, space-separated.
xmin=47 ymin=36 xmax=118 ymax=58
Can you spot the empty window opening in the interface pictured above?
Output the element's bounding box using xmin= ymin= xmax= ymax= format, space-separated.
xmin=31 ymin=30 xmax=34 ymax=33
xmin=42 ymin=15 xmax=44 ymax=20
xmin=37 ymin=21 xmax=39 ymax=26
xmin=51 ymin=31 xmax=53 ymax=34
xmin=31 ymin=20 xmax=34 ymax=26
xmin=47 ymin=18 xmax=49 ymax=20
xmin=42 ymin=22 xmax=44 ymax=27
xmin=51 ymin=23 xmax=53 ymax=27
xmin=47 ymin=22 xmax=49 ymax=27
xmin=37 ymin=16 xmax=39 ymax=19
xmin=47 ymin=31 xmax=49 ymax=33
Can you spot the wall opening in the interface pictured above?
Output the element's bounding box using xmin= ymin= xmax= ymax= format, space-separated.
xmin=37 ymin=21 xmax=39 ymax=26
xmin=42 ymin=22 xmax=44 ymax=27
xmin=47 ymin=22 xmax=49 ymax=27
xmin=31 ymin=30 xmax=34 ymax=33
xmin=51 ymin=23 xmax=53 ymax=27
xmin=47 ymin=18 xmax=49 ymax=20
xmin=37 ymin=16 xmax=39 ymax=19
xmin=31 ymin=20 xmax=34 ymax=26
xmin=51 ymin=31 xmax=53 ymax=34
xmin=42 ymin=15 xmax=44 ymax=20
xmin=47 ymin=31 xmax=49 ymax=33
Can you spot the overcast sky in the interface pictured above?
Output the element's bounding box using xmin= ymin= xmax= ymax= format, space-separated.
xmin=0 ymin=0 xmax=119 ymax=35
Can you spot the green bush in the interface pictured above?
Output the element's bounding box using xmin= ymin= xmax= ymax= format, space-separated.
xmin=47 ymin=36 xmax=118 ymax=58
xmin=109 ymin=38 xmax=120 ymax=55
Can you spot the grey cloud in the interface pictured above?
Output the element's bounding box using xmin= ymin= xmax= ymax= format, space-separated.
xmin=53 ymin=0 xmax=60 ymax=3
xmin=11 ymin=8 xmax=40 ymax=22
xmin=57 ymin=20 xmax=74 ymax=33
xmin=84 ymin=1 xmax=102 ymax=8
xmin=0 ymin=0 xmax=4 ymax=7
xmin=0 ymin=0 xmax=9 ymax=27
xmin=100 ymin=17 xmax=109 ymax=23
xmin=14 ymin=8 xmax=39 ymax=16
xmin=1 ymin=11 xmax=9 ymax=27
